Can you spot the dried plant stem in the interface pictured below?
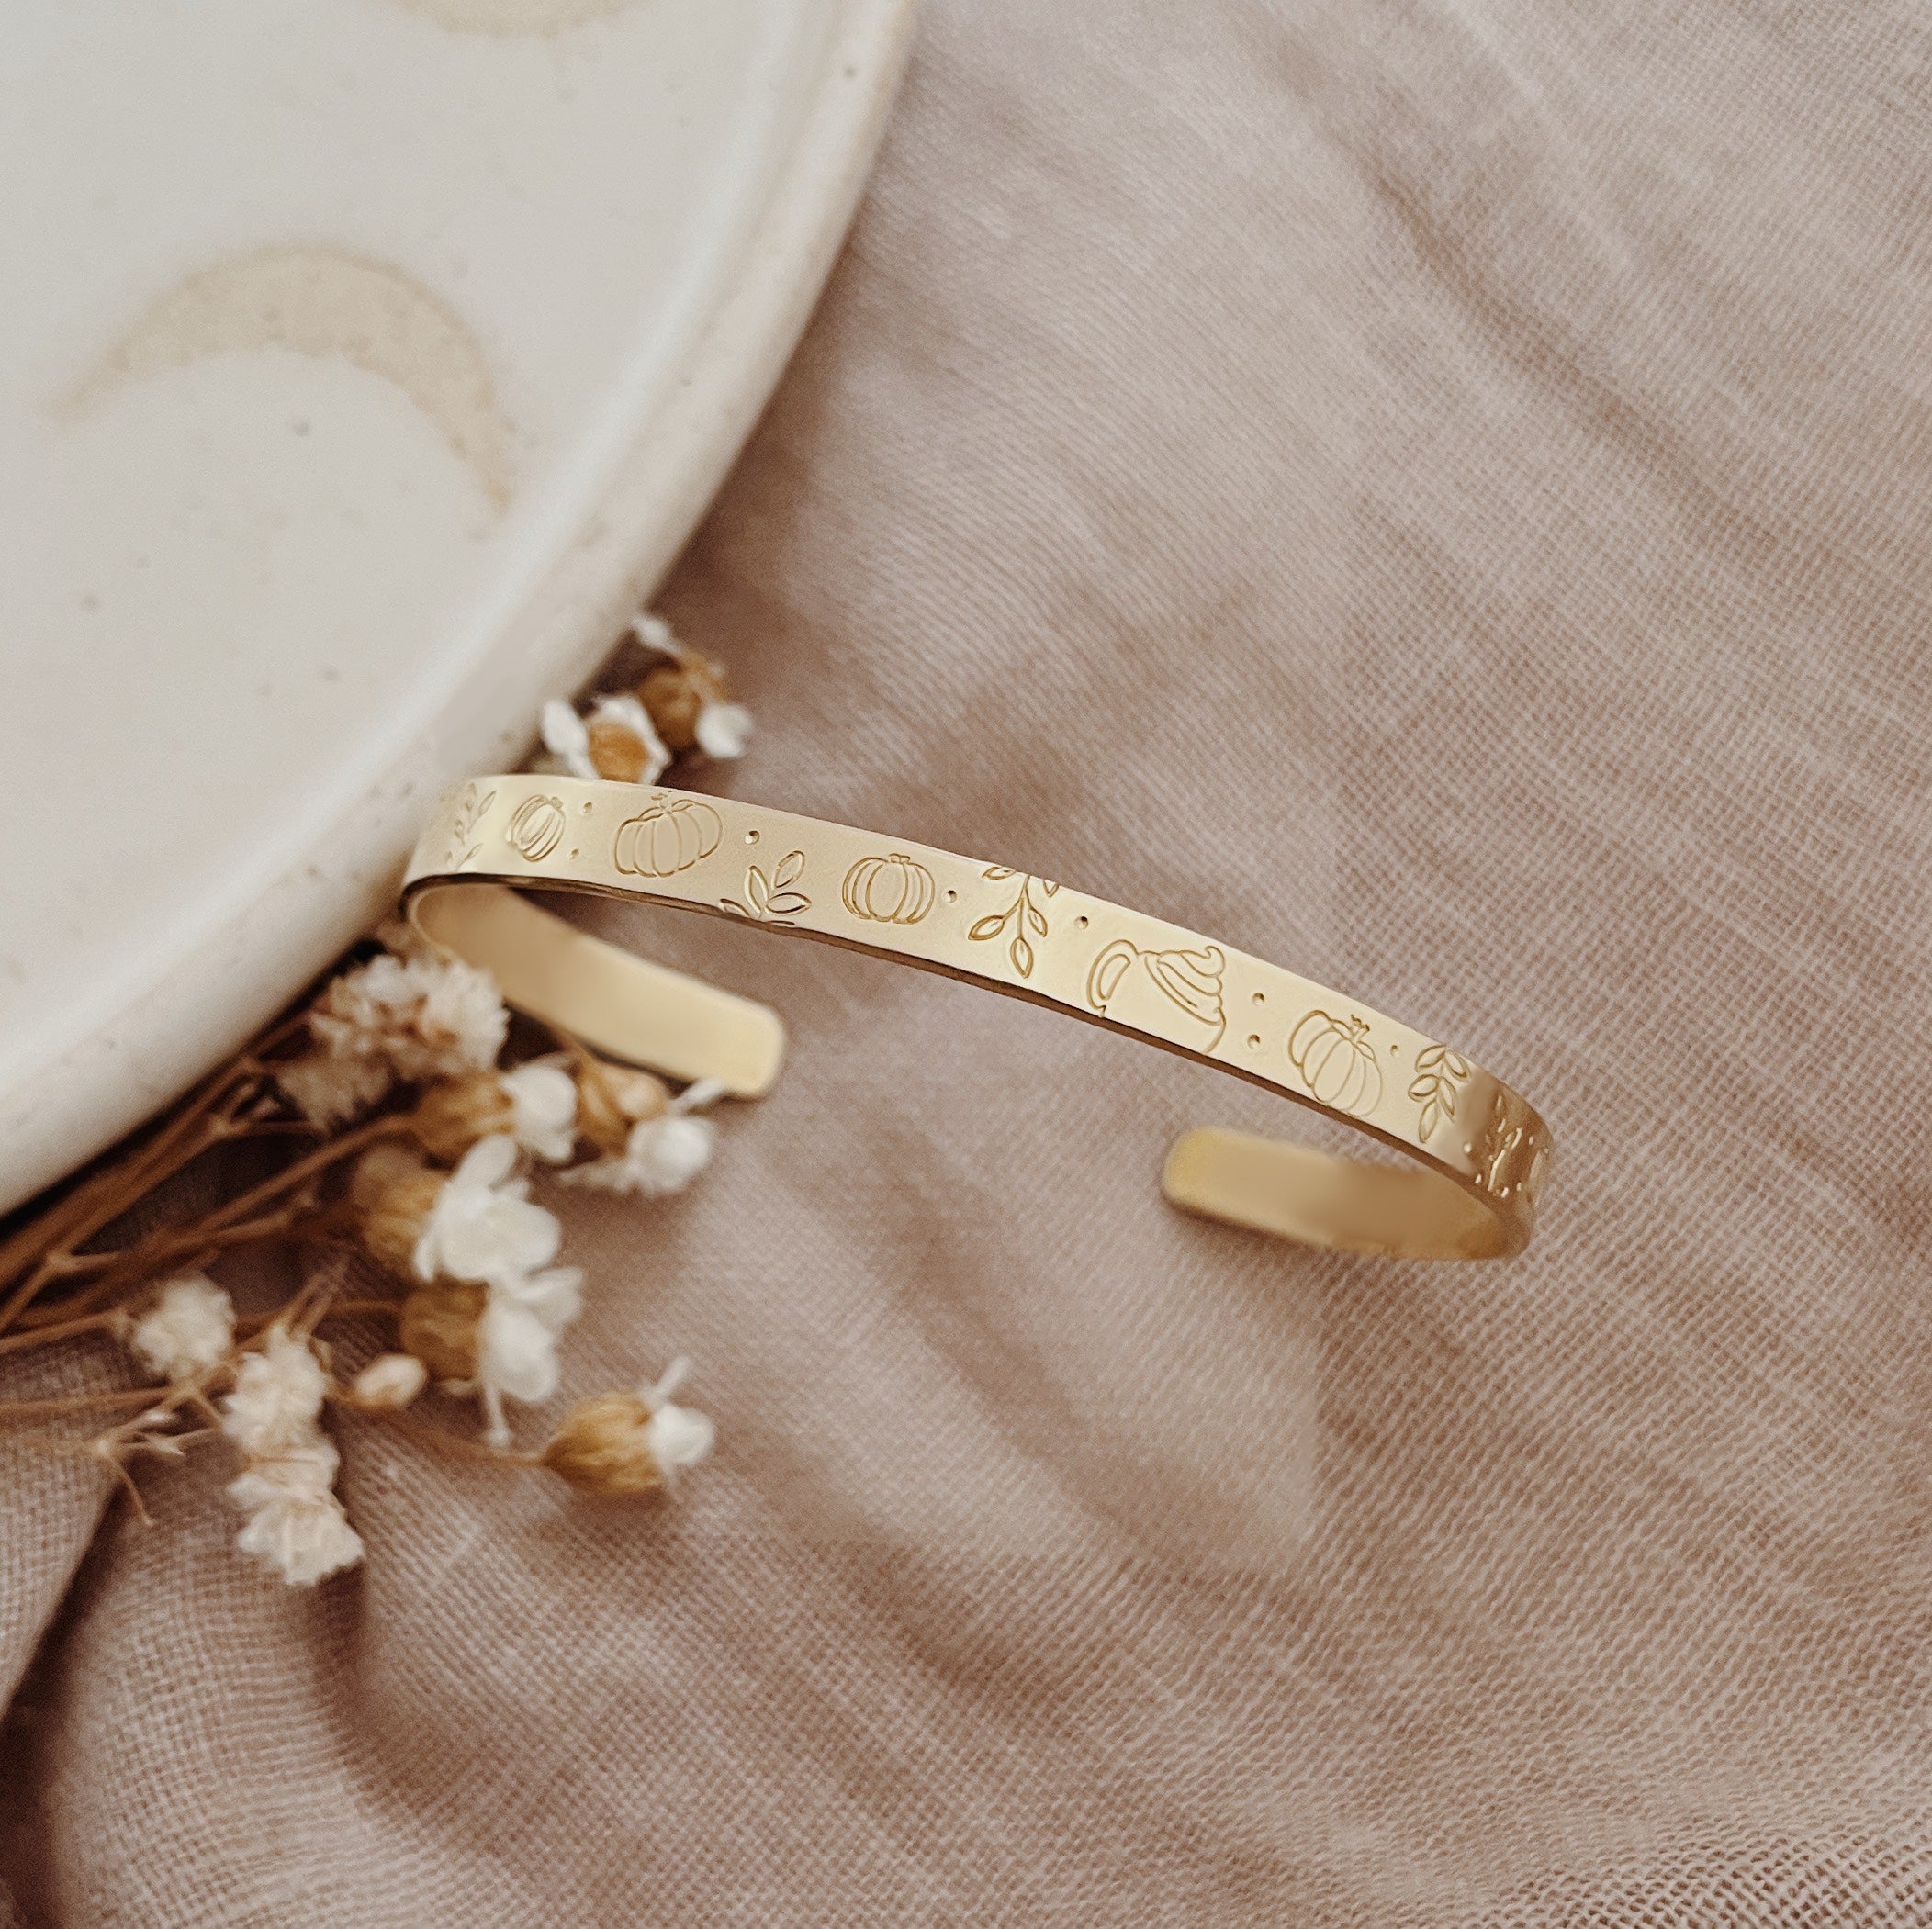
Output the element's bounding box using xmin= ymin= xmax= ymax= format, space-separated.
xmin=6 ymin=1116 xmax=401 ymax=1338
xmin=16 ymin=1208 xmax=309 ymax=1330
xmin=0 ymin=998 xmax=330 ymax=1334
xmin=12 ymin=1067 xmax=242 ymax=1255
xmin=0 ymin=1386 xmax=163 ymax=1423
xmin=0 ymin=1063 xmax=258 ymax=1318
xmin=340 ymin=1397 xmax=531 ymax=1469
xmin=0 ymin=1309 xmax=125 ymax=1356
xmin=205 ymin=1114 xmax=404 ymax=1240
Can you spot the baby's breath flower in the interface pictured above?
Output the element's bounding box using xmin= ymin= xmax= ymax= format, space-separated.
xmin=539 ymin=693 xmax=668 ymax=786
xmin=128 ymin=1273 xmax=234 ymax=1383
xmin=476 ymin=1263 xmax=584 ymax=1407
xmin=412 ymin=1136 xmax=564 ymax=1290
xmin=275 ymin=1051 xmax=393 ymax=1129
xmin=632 ymin=615 xmax=751 ymax=761
xmin=502 ymin=1059 xmax=579 ymax=1161
xmin=219 ymin=1329 xmax=363 ymax=1586
xmin=351 ymin=1352 xmax=428 ymax=1408
xmin=281 ymin=942 xmax=509 ymax=1127
xmin=227 ymin=1440 xmax=364 ymax=1586
xmin=537 ymin=1359 xmax=714 ymax=1498
xmin=574 ymin=1059 xmax=670 ymax=1157
xmin=409 ymin=1056 xmax=579 ymax=1165
xmin=561 ymin=1079 xmax=722 ymax=1196
xmin=220 ymin=1329 xmax=329 ymax=1458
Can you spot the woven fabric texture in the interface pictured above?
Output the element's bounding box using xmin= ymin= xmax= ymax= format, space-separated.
xmin=5 ymin=1 xmax=1930 ymax=1921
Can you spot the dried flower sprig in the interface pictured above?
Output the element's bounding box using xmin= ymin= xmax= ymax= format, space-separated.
xmin=535 ymin=612 xmax=752 ymax=785
xmin=0 ymin=613 xmax=752 ymax=1584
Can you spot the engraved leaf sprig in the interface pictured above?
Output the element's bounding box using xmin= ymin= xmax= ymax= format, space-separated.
xmin=968 ymin=868 xmax=1058 ymax=980
xmin=1407 ymin=1043 xmax=1471 ymax=1145
xmin=722 ymin=849 xmax=811 ymax=925
xmin=444 ymin=785 xmax=497 ymax=869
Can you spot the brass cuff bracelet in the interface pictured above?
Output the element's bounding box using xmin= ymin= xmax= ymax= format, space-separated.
xmin=402 ymin=778 xmax=1552 ymax=1261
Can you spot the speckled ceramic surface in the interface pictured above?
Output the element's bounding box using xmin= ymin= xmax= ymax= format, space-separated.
xmin=0 ymin=0 xmax=914 ymax=1215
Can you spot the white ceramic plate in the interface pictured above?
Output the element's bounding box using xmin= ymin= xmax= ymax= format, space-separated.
xmin=0 ymin=0 xmax=914 ymax=1217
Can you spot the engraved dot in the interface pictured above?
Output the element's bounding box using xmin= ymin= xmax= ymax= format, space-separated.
xmin=569 ymin=847 xmax=580 ymax=858
xmin=1251 ymin=991 xmax=1265 ymax=1005
xmin=745 ymin=829 xmax=759 ymax=844
xmin=1075 ymin=915 xmax=1089 ymax=929
xmin=579 ymin=801 xmax=592 ymax=814
xmin=1246 ymin=1033 xmax=1262 ymax=1049
xmin=943 ymin=888 xmax=958 ymax=903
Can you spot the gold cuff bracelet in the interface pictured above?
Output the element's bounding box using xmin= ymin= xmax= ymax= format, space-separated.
xmin=403 ymin=778 xmax=1552 ymax=1261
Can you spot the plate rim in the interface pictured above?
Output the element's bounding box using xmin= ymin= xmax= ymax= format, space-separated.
xmin=0 ymin=0 xmax=917 ymax=1217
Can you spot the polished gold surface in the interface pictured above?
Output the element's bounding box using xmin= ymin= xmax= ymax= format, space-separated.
xmin=403 ymin=778 xmax=1552 ymax=1260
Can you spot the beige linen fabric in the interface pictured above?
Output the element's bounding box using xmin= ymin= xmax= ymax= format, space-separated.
xmin=6 ymin=1 xmax=1932 ymax=1920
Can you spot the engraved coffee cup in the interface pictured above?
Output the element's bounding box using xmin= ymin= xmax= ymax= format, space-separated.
xmin=1085 ymin=938 xmax=1227 ymax=1051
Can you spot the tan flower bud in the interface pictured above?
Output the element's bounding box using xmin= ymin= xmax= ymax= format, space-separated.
xmin=351 ymin=1144 xmax=444 ymax=1276
xmin=398 ymin=1279 xmax=487 ymax=1383
xmin=586 ymin=714 xmax=658 ymax=784
xmin=575 ymin=1060 xmax=668 ymax=1156
xmin=636 ymin=653 xmax=727 ymax=754
xmin=407 ymin=1071 xmax=513 ymax=1162
xmin=537 ymin=1393 xmax=663 ymax=1498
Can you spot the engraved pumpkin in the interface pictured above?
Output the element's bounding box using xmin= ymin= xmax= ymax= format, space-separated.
xmin=842 ymin=851 xmax=936 ymax=925
xmin=507 ymin=793 xmax=565 ymax=863
xmin=613 ymin=796 xmax=722 ymax=878
xmin=1287 ymin=1009 xmax=1383 ymax=1116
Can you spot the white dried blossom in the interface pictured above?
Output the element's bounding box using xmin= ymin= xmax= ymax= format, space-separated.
xmin=227 ymin=1440 xmax=364 ymax=1586
xmin=276 ymin=1051 xmax=394 ymax=1129
xmin=412 ymin=1135 xmax=564 ymax=1290
xmin=630 ymin=614 xmax=751 ymax=761
xmin=305 ymin=948 xmax=508 ymax=1094
xmin=539 ymin=694 xmax=668 ymax=787
xmin=641 ymin=1358 xmax=716 ymax=1476
xmin=535 ymin=1357 xmax=714 ymax=1497
xmin=351 ymin=1351 xmax=428 ymax=1408
xmin=220 ymin=1329 xmax=330 ymax=1457
xmin=501 ymin=1056 xmax=578 ymax=1162
xmin=129 ymin=1273 xmax=234 ymax=1383
xmin=477 ymin=1263 xmax=585 ymax=1407
xmin=410 ymin=956 xmax=510 ymax=1076
xmin=693 ymin=699 xmax=753 ymax=761
xmin=561 ymin=1079 xmax=722 ymax=1196
xmin=219 ymin=1329 xmax=363 ymax=1586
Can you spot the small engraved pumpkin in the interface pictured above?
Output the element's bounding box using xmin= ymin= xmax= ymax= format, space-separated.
xmin=507 ymin=793 xmax=565 ymax=863
xmin=1287 ymin=1009 xmax=1383 ymax=1116
xmin=613 ymin=795 xmax=723 ymax=878
xmin=842 ymin=852 xmax=936 ymax=925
